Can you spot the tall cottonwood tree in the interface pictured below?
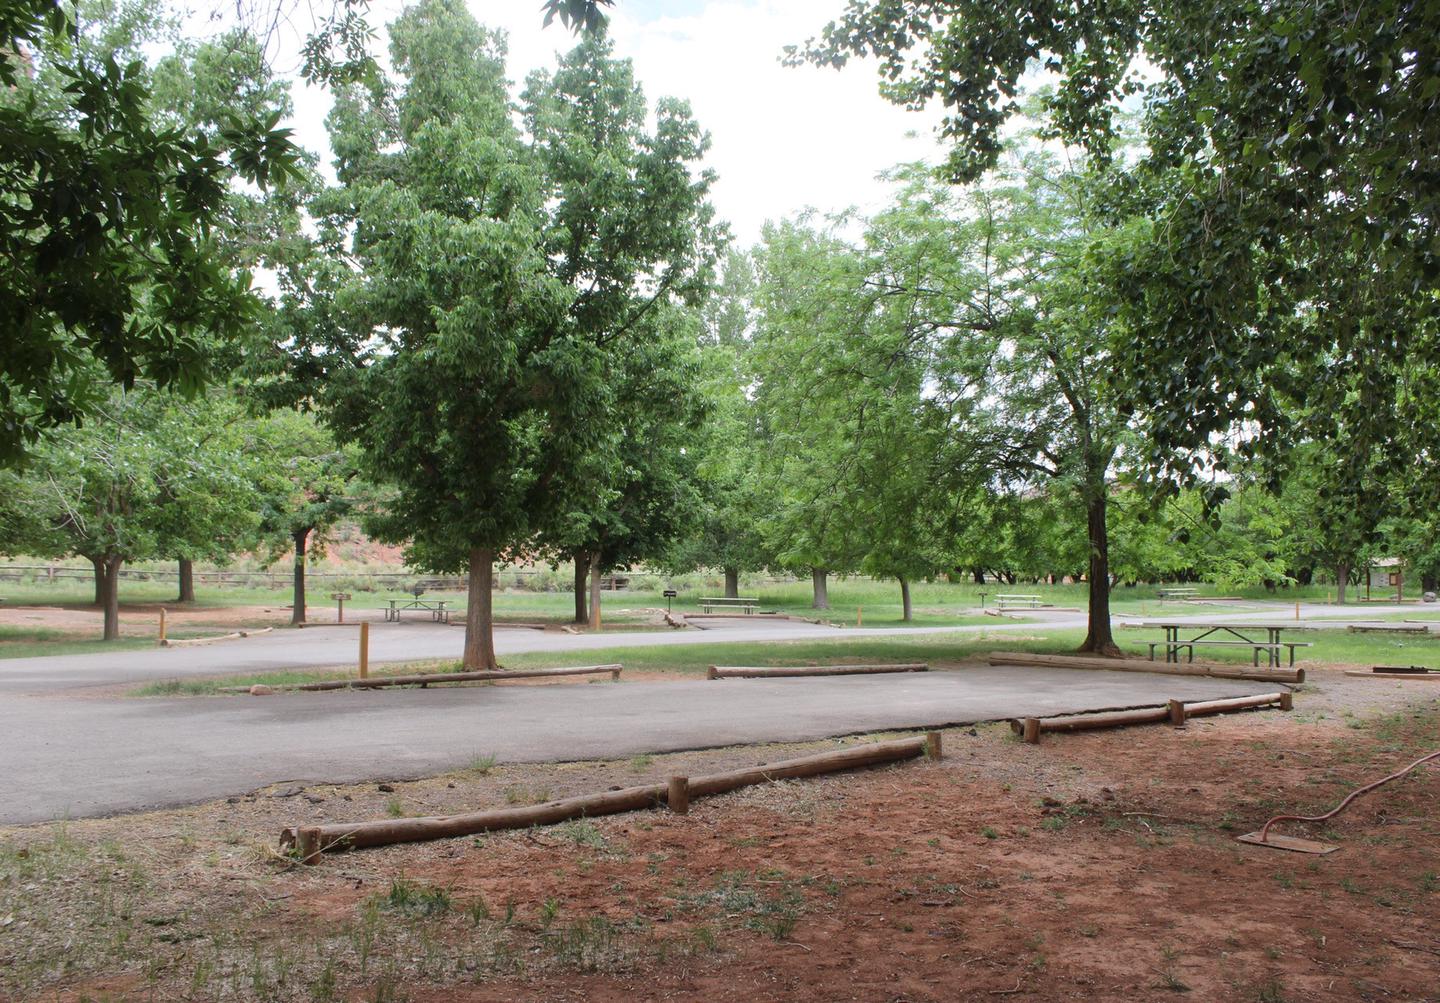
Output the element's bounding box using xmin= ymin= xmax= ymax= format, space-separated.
xmin=314 ymin=1 xmax=714 ymax=667
xmin=314 ymin=0 xmax=585 ymax=670
xmin=522 ymin=27 xmax=718 ymax=625
xmin=866 ymin=157 xmax=1136 ymax=653
xmin=789 ymin=1 xmax=1440 ymax=503
xmin=750 ymin=219 xmax=958 ymax=618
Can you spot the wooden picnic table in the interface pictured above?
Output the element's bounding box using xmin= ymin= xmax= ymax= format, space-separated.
xmin=1140 ymin=621 xmax=1312 ymax=668
xmin=383 ymin=596 xmax=453 ymax=624
xmin=699 ymin=596 xmax=759 ymax=614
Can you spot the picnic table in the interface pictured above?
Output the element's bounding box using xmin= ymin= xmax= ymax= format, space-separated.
xmin=699 ymin=596 xmax=758 ymax=614
xmin=383 ymin=596 xmax=453 ymax=624
xmin=1141 ymin=621 xmax=1312 ymax=668
xmin=1157 ymin=586 xmax=1199 ymax=600
xmin=997 ymin=594 xmax=1043 ymax=610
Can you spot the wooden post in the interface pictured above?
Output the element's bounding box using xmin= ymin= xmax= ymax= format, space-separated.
xmin=924 ymin=731 xmax=942 ymax=760
xmin=706 ymin=665 xmax=717 ymax=680
xmin=1280 ymin=690 xmax=1293 ymax=711
xmin=297 ymin=826 xmax=321 ymax=865
xmin=1022 ymin=718 xmax=1041 ymax=744
xmin=667 ymin=776 xmax=689 ymax=815
xmin=857 ymin=605 xmax=862 ymax=627
xmin=1167 ymin=699 xmax=1186 ymax=727
xmin=158 ymin=607 xmax=166 ymax=643
xmin=358 ymin=621 xmax=369 ymax=680
xmin=610 ymin=667 xmax=621 ymax=681
xmin=1295 ymin=601 xmax=1300 ymax=621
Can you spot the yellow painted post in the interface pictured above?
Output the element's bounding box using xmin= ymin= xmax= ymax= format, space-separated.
xmin=1295 ymin=602 xmax=1300 ymax=621
xmin=158 ymin=607 xmax=167 ymax=643
xmin=359 ymin=621 xmax=370 ymax=679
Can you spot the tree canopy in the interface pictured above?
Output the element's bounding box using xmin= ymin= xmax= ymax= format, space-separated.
xmin=0 ymin=0 xmax=302 ymax=464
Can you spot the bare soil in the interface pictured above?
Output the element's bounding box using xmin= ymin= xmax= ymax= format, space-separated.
xmin=0 ymin=669 xmax=1435 ymax=1003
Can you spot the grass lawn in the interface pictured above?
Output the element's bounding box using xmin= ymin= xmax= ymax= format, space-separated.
xmin=130 ymin=619 xmax=1439 ymax=697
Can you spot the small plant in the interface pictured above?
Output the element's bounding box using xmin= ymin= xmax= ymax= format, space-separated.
xmin=468 ymin=753 xmax=497 ymax=776
xmin=377 ymin=877 xmax=451 ymax=917
xmin=384 ymin=797 xmax=404 ymax=818
xmin=628 ymin=754 xmax=654 ymax=772
xmin=1253 ymin=977 xmax=1287 ymax=1003
xmin=557 ymin=819 xmax=609 ymax=850
xmin=540 ymin=897 xmax=561 ymax=929
xmin=467 ymin=898 xmax=492 ymax=925
xmin=981 ymin=826 xmax=999 ymax=840
xmin=1156 ymin=969 xmax=1191 ymax=993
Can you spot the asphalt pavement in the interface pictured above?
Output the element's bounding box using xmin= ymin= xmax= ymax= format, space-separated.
xmin=0 ymin=601 xmax=1392 ymax=826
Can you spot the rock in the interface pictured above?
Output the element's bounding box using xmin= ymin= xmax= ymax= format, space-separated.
xmin=377 ymin=783 xmax=396 ymax=793
xmin=446 ymin=782 xmax=456 ymax=789
xmin=304 ymin=794 xmax=325 ymax=804
xmin=249 ymin=684 xmax=274 ymax=696
xmin=226 ymin=797 xmax=240 ymax=804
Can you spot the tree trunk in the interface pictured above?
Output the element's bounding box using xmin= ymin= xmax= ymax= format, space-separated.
xmin=589 ymin=551 xmax=603 ymax=629
xmin=972 ymin=568 xmax=986 ymax=585
xmin=290 ymin=527 xmax=311 ymax=626
xmin=1336 ymin=562 xmax=1349 ymax=605
xmin=89 ymin=554 xmax=105 ymax=606
xmin=899 ymin=576 xmax=912 ymax=622
xmin=572 ymin=550 xmax=588 ymax=624
xmin=99 ymin=555 xmax=122 ymax=641
xmin=724 ymin=567 xmax=740 ymax=599
xmin=1078 ymin=490 xmax=1120 ymax=656
xmin=463 ymin=548 xmax=498 ymax=670
xmin=176 ymin=557 xmax=195 ymax=603
xmin=811 ymin=567 xmax=829 ymax=609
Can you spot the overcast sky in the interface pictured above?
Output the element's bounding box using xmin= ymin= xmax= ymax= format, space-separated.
xmin=282 ymin=0 xmax=948 ymax=247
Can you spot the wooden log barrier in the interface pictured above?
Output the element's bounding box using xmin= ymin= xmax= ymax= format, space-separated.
xmin=229 ymin=664 xmax=623 ymax=694
xmin=707 ymin=663 xmax=928 ymax=680
xmin=989 ymin=651 xmax=1304 ymax=684
xmin=1013 ymin=692 xmax=1290 ymax=744
xmin=667 ymin=776 xmax=690 ymax=815
xmin=280 ymin=735 xmax=934 ymax=858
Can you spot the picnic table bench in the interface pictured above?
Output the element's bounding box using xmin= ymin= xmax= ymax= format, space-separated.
xmin=1141 ymin=621 xmax=1312 ymax=668
xmin=1157 ymin=586 xmax=1200 ymax=600
xmin=383 ymin=596 xmax=453 ymax=624
xmin=997 ymin=594 xmax=1043 ymax=610
xmin=699 ymin=596 xmax=759 ymax=614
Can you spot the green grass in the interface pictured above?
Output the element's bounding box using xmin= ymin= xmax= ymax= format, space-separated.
xmin=0 ymin=625 xmax=157 ymax=659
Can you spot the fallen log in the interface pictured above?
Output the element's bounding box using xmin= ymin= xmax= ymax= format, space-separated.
xmin=280 ymin=734 xmax=936 ymax=861
xmin=707 ymin=663 xmax=928 ymax=680
xmin=989 ymin=651 xmax=1303 ymax=684
xmin=1012 ymin=692 xmax=1290 ymax=743
xmin=228 ymin=664 xmax=622 ymax=694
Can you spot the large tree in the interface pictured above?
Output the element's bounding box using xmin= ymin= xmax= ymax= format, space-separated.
xmin=312 ymin=0 xmax=714 ymax=667
xmin=788 ymin=1 xmax=1440 ymax=502
xmin=520 ymin=26 xmax=718 ymax=626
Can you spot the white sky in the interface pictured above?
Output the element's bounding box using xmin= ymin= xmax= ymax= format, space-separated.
xmin=281 ymin=0 xmax=949 ymax=246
